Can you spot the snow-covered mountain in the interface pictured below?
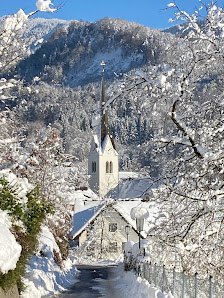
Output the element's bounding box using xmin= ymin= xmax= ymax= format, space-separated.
xmin=17 ymin=18 xmax=175 ymax=86
xmin=23 ymin=17 xmax=71 ymax=54
xmin=1 ymin=17 xmax=179 ymax=172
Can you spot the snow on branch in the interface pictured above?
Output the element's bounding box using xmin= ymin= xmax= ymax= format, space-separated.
xmin=36 ymin=0 xmax=57 ymax=13
xmin=171 ymin=100 xmax=203 ymax=159
xmin=167 ymin=3 xmax=176 ymax=8
xmin=155 ymin=136 xmax=192 ymax=147
xmin=0 ymin=9 xmax=27 ymax=33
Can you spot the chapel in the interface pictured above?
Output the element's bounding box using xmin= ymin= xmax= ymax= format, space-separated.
xmin=88 ymin=63 xmax=119 ymax=197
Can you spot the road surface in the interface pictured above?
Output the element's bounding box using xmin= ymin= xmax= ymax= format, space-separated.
xmin=57 ymin=264 xmax=122 ymax=298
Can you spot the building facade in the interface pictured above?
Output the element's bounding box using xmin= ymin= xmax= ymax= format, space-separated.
xmin=74 ymin=205 xmax=139 ymax=260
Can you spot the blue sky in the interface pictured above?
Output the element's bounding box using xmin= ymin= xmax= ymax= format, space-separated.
xmin=0 ymin=0 xmax=218 ymax=29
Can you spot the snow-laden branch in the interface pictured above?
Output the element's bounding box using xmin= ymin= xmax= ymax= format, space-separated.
xmin=36 ymin=0 xmax=57 ymax=13
xmin=171 ymin=100 xmax=203 ymax=159
xmin=0 ymin=0 xmax=59 ymax=72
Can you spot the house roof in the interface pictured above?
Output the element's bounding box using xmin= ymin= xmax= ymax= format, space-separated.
xmin=70 ymin=175 xmax=164 ymax=240
xmin=106 ymin=176 xmax=160 ymax=200
xmin=71 ymin=198 xmax=159 ymax=239
xmin=72 ymin=203 xmax=105 ymax=239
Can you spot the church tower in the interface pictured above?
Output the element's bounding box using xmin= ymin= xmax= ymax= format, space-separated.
xmin=88 ymin=62 xmax=119 ymax=197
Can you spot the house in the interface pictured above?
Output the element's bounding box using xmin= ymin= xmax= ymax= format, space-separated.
xmin=88 ymin=63 xmax=119 ymax=198
xmin=70 ymin=201 xmax=141 ymax=260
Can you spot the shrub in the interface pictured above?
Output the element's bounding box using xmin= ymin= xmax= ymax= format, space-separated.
xmin=0 ymin=177 xmax=54 ymax=292
xmin=0 ymin=177 xmax=23 ymax=219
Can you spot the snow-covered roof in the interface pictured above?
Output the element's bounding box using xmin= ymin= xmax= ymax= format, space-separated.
xmin=114 ymin=199 xmax=161 ymax=234
xmin=72 ymin=203 xmax=105 ymax=238
xmin=116 ymin=178 xmax=159 ymax=199
xmin=67 ymin=188 xmax=99 ymax=205
xmin=71 ymin=196 xmax=161 ymax=239
xmin=119 ymin=172 xmax=143 ymax=181
xmin=93 ymin=135 xmax=101 ymax=153
xmin=91 ymin=134 xmax=118 ymax=155
xmin=70 ymin=175 xmax=164 ymax=238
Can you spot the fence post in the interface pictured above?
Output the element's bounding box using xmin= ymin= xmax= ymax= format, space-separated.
xmin=172 ymin=267 xmax=176 ymax=295
xmin=154 ymin=263 xmax=157 ymax=287
xmin=194 ymin=272 xmax=198 ymax=298
xmin=138 ymin=261 xmax=141 ymax=277
xmin=182 ymin=270 xmax=186 ymax=298
xmin=149 ymin=261 xmax=152 ymax=284
xmin=209 ymin=276 xmax=213 ymax=298
xmin=162 ymin=265 xmax=165 ymax=293
xmin=143 ymin=262 xmax=147 ymax=279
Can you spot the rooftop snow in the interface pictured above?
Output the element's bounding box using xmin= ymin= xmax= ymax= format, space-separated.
xmin=72 ymin=203 xmax=105 ymax=238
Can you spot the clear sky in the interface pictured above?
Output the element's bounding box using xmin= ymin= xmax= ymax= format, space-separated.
xmin=0 ymin=0 xmax=219 ymax=29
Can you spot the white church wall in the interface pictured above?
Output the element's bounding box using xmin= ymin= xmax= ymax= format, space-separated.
xmin=88 ymin=136 xmax=119 ymax=197
xmin=99 ymin=137 xmax=118 ymax=197
xmin=88 ymin=149 xmax=100 ymax=195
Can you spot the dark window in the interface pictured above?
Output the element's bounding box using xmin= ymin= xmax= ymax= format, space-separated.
xmin=106 ymin=161 xmax=109 ymax=173
xmin=86 ymin=243 xmax=95 ymax=256
xmin=92 ymin=161 xmax=96 ymax=173
xmin=109 ymin=223 xmax=117 ymax=232
xmin=110 ymin=161 xmax=113 ymax=173
xmin=109 ymin=242 xmax=117 ymax=252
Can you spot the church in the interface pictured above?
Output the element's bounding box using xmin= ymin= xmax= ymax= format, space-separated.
xmin=88 ymin=62 xmax=119 ymax=197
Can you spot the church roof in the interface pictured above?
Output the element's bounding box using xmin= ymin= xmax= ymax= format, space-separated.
xmin=100 ymin=70 xmax=116 ymax=150
xmin=91 ymin=134 xmax=118 ymax=156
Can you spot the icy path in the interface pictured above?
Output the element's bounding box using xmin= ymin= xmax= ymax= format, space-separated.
xmin=56 ymin=264 xmax=121 ymax=297
xmin=56 ymin=263 xmax=173 ymax=298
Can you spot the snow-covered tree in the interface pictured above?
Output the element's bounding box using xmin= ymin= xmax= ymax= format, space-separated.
xmin=0 ymin=0 xmax=75 ymax=261
xmin=0 ymin=0 xmax=58 ymax=73
xmin=117 ymin=1 xmax=224 ymax=280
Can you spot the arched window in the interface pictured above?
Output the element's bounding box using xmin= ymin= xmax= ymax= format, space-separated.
xmin=106 ymin=161 xmax=109 ymax=173
xmin=110 ymin=161 xmax=113 ymax=173
xmin=92 ymin=161 xmax=96 ymax=173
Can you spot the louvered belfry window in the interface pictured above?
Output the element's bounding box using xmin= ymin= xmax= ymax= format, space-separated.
xmin=92 ymin=161 xmax=96 ymax=173
xmin=110 ymin=161 xmax=113 ymax=173
xmin=106 ymin=161 xmax=109 ymax=173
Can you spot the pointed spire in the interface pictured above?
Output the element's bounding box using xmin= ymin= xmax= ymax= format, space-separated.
xmin=100 ymin=61 xmax=115 ymax=149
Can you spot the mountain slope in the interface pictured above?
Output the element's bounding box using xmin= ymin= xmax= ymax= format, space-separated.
xmin=17 ymin=18 xmax=174 ymax=86
xmin=23 ymin=17 xmax=71 ymax=54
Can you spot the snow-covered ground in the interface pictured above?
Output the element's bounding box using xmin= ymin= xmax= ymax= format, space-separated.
xmin=0 ymin=209 xmax=22 ymax=274
xmin=21 ymin=226 xmax=77 ymax=297
xmin=95 ymin=263 xmax=174 ymax=298
xmin=0 ymin=170 xmax=33 ymax=274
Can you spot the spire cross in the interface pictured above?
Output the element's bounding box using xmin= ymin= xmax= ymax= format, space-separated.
xmin=100 ymin=60 xmax=106 ymax=73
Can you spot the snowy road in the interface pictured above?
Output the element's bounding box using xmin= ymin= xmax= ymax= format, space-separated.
xmin=57 ymin=264 xmax=123 ymax=298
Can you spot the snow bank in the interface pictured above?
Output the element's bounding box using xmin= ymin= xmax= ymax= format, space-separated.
xmin=38 ymin=226 xmax=60 ymax=258
xmin=110 ymin=264 xmax=174 ymax=298
xmin=0 ymin=170 xmax=35 ymax=274
xmin=21 ymin=226 xmax=77 ymax=298
xmin=0 ymin=210 xmax=22 ymax=274
xmin=22 ymin=256 xmax=76 ymax=298
xmin=124 ymin=240 xmax=151 ymax=259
